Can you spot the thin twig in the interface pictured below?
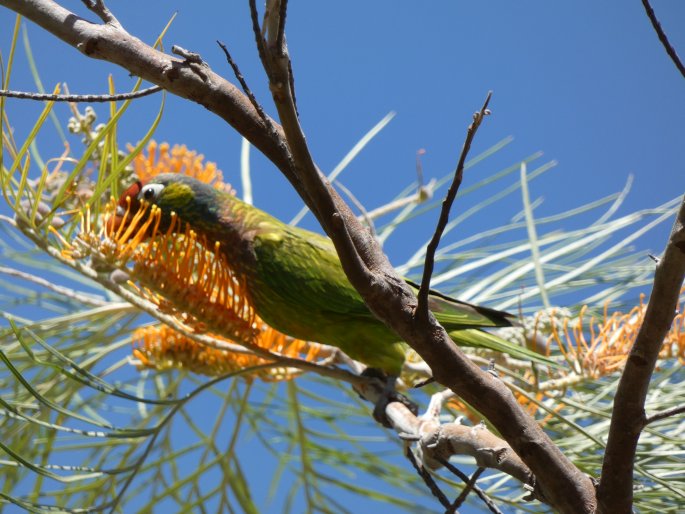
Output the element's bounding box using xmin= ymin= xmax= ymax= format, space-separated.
xmin=171 ymin=45 xmax=203 ymax=65
xmin=0 ymin=0 xmax=590 ymax=508
xmin=276 ymin=0 xmax=288 ymax=55
xmin=216 ymin=40 xmax=278 ymax=140
xmin=364 ymin=180 xmax=435 ymax=221
xmin=406 ymin=448 xmax=451 ymax=509
xmin=248 ymin=0 xmax=270 ymax=74
xmin=273 ymin=0 xmax=298 ymax=112
xmin=644 ymin=404 xmax=685 ymax=427
xmin=0 ymin=86 xmax=162 ymax=102
xmin=598 ymin=194 xmax=685 ymax=512
xmin=438 ymin=457 xmax=471 ymax=484
xmin=438 ymin=458 xmax=503 ymax=514
xmin=80 ymin=0 xmax=123 ymax=30
xmin=416 ymin=92 xmax=492 ymax=319
xmin=641 ymin=0 xmax=685 ymax=80
xmin=450 ymin=467 xmax=485 ymax=512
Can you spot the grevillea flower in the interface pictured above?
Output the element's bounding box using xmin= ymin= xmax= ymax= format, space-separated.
xmin=549 ymin=297 xmax=685 ymax=377
xmin=449 ymin=300 xmax=685 ymax=425
xmin=63 ymin=142 xmax=326 ymax=380
xmin=129 ymin=141 xmax=233 ymax=193
xmin=131 ymin=324 xmax=325 ymax=381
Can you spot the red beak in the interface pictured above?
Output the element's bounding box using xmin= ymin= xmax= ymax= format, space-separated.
xmin=106 ymin=180 xmax=144 ymax=235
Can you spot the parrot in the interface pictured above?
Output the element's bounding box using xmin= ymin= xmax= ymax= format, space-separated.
xmin=112 ymin=173 xmax=555 ymax=377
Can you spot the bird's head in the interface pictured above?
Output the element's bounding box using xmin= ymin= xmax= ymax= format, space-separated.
xmin=108 ymin=174 xmax=223 ymax=238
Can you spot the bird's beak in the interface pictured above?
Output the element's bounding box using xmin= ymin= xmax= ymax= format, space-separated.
xmin=105 ymin=180 xmax=144 ymax=237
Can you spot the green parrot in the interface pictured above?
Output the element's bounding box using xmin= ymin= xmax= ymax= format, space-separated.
xmin=114 ymin=173 xmax=553 ymax=376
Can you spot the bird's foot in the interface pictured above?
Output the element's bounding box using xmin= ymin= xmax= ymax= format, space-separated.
xmin=360 ymin=368 xmax=418 ymax=428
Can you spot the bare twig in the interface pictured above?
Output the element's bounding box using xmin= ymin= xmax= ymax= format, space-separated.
xmin=406 ymin=448 xmax=451 ymax=510
xmin=449 ymin=467 xmax=487 ymax=514
xmin=644 ymin=404 xmax=685 ymax=427
xmin=170 ymin=45 xmax=203 ymax=65
xmin=641 ymin=0 xmax=685 ymax=80
xmin=248 ymin=0 xmax=270 ymax=73
xmin=364 ymin=179 xmax=436 ymax=221
xmin=0 ymin=2 xmax=597 ymax=510
xmin=275 ymin=0 xmax=288 ymax=55
xmin=415 ymin=92 xmax=492 ymax=320
xmin=598 ymin=195 xmax=685 ymax=513
xmin=216 ymin=40 xmax=279 ymax=140
xmin=80 ymin=0 xmax=122 ymax=30
xmin=0 ymin=85 xmax=162 ymax=102
xmin=438 ymin=458 xmax=503 ymax=514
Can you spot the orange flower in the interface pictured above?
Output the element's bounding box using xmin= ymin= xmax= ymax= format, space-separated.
xmin=132 ymin=324 xmax=325 ymax=381
xmin=129 ymin=141 xmax=233 ymax=193
xmin=549 ymin=296 xmax=685 ymax=378
xmin=60 ymin=141 xmax=329 ymax=381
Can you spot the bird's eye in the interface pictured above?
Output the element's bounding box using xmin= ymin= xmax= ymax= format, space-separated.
xmin=139 ymin=183 xmax=165 ymax=202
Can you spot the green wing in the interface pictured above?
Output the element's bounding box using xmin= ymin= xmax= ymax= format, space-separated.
xmin=405 ymin=279 xmax=516 ymax=329
xmin=250 ymin=219 xmax=557 ymax=369
xmin=449 ymin=328 xmax=559 ymax=368
xmin=248 ymin=221 xmax=374 ymax=337
xmin=248 ymin=221 xmax=411 ymax=373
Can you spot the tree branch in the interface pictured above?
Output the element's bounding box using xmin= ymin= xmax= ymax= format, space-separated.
xmin=81 ymin=0 xmax=122 ymax=30
xmin=0 ymin=0 xmax=302 ymax=192
xmin=0 ymin=1 xmax=598 ymax=511
xmin=404 ymin=447 xmax=452 ymax=510
xmin=597 ymin=194 xmax=685 ymax=513
xmin=216 ymin=40 xmax=278 ymax=142
xmin=644 ymin=404 xmax=685 ymax=427
xmin=354 ymin=383 xmax=538 ymax=503
xmin=641 ymin=0 xmax=685 ymax=80
xmin=253 ymin=3 xmax=595 ymax=511
xmin=0 ymin=85 xmax=162 ymax=102
xmin=416 ymin=92 xmax=491 ymax=321
xmin=446 ymin=466 xmax=501 ymax=514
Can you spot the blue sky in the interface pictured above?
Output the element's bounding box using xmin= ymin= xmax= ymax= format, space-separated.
xmin=1 ymin=1 xmax=684 ymax=512
xmin=3 ymin=2 xmax=684 ymax=257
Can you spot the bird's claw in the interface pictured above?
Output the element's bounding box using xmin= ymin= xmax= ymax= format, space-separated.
xmin=361 ymin=368 xmax=418 ymax=428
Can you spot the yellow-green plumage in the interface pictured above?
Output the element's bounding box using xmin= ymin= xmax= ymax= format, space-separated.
xmin=136 ymin=173 xmax=552 ymax=375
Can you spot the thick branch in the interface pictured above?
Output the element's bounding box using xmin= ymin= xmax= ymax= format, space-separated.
xmin=255 ymin=3 xmax=595 ymax=512
xmin=1 ymin=1 xmax=598 ymax=511
xmin=0 ymin=0 xmax=303 ymax=193
xmin=597 ymin=195 xmax=685 ymax=513
xmin=353 ymin=383 xmax=536 ymax=494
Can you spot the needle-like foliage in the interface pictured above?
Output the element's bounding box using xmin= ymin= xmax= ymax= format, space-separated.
xmin=1 ymin=28 xmax=683 ymax=514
